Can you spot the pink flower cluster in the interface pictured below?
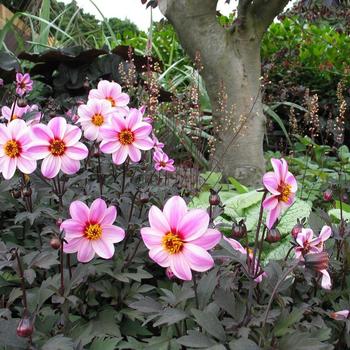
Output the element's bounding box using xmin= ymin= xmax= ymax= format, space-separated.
xmin=151 ymin=134 xmax=175 ymax=172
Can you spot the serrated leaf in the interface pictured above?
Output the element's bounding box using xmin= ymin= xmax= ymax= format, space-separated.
xmin=153 ymin=308 xmax=188 ymax=327
xmin=191 ymin=309 xmax=226 ymax=342
xmin=229 ymin=338 xmax=260 ymax=350
xmin=42 ymin=335 xmax=74 ymax=350
xmin=197 ymin=268 xmax=219 ymax=309
xmin=274 ymin=308 xmax=304 ymax=337
xmin=130 ymin=297 xmax=162 ymax=313
xmin=177 ymin=331 xmax=217 ymax=348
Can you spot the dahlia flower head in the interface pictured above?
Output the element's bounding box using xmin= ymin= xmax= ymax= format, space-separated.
xmin=141 ymin=196 xmax=221 ymax=280
xmin=294 ymin=225 xmax=332 ymax=290
xmin=153 ymin=151 xmax=175 ymax=172
xmin=61 ymin=199 xmax=125 ymax=262
xmin=263 ymin=158 xmax=297 ymax=229
xmin=15 ymin=73 xmax=33 ymax=96
xmin=0 ymin=119 xmax=37 ymax=179
xmin=100 ymin=108 xmax=154 ymax=165
xmin=27 ymin=117 xmax=88 ymax=178
xmin=88 ymin=80 xmax=129 ymax=112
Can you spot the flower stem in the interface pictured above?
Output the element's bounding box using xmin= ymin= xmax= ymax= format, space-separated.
xmin=193 ymin=273 xmax=199 ymax=309
xmin=14 ymin=249 xmax=28 ymax=311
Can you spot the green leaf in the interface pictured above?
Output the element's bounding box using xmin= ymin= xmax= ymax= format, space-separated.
xmin=153 ymin=308 xmax=188 ymax=327
xmin=274 ymin=308 xmax=305 ymax=337
xmin=228 ymin=177 xmax=249 ymax=194
xmin=229 ymin=338 xmax=260 ymax=350
xmin=224 ymin=190 xmax=263 ymax=217
xmin=278 ymin=331 xmax=333 ymax=350
xmin=90 ymin=337 xmax=122 ymax=350
xmin=42 ymin=335 xmax=74 ymax=350
xmin=177 ymin=331 xmax=217 ymax=348
xmin=328 ymin=208 xmax=350 ymax=222
xmin=197 ymin=268 xmax=219 ymax=309
xmin=0 ymin=319 xmax=27 ymax=348
xmin=191 ymin=309 xmax=226 ymax=342
xmin=335 ymin=201 xmax=350 ymax=213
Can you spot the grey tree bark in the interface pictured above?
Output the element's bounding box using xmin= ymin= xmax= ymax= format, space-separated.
xmin=158 ymin=0 xmax=290 ymax=186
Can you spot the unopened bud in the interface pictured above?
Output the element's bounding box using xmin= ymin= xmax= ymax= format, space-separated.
xmin=323 ymin=189 xmax=333 ymax=202
xmin=16 ymin=315 xmax=34 ymax=337
xmin=231 ymin=220 xmax=247 ymax=239
xmin=209 ymin=189 xmax=220 ymax=206
xmin=165 ymin=267 xmax=175 ymax=280
xmin=17 ymin=98 xmax=27 ymax=108
xmin=291 ymin=223 xmax=303 ymax=239
xmin=304 ymin=252 xmax=329 ymax=272
xmin=265 ymin=227 xmax=281 ymax=243
xmin=50 ymin=237 xmax=61 ymax=250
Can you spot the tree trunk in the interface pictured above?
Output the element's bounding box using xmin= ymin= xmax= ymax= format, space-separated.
xmin=159 ymin=0 xmax=289 ymax=186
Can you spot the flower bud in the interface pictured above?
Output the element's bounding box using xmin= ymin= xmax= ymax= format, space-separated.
xmin=265 ymin=227 xmax=281 ymax=243
xmin=323 ymin=189 xmax=333 ymax=202
xmin=139 ymin=192 xmax=149 ymax=204
xmin=291 ymin=223 xmax=303 ymax=239
xmin=11 ymin=189 xmax=21 ymax=199
xmin=341 ymin=192 xmax=349 ymax=203
xmin=165 ymin=267 xmax=175 ymax=280
xmin=304 ymin=252 xmax=329 ymax=272
xmin=209 ymin=189 xmax=220 ymax=206
xmin=50 ymin=237 xmax=61 ymax=250
xmin=231 ymin=220 xmax=247 ymax=239
xmin=16 ymin=315 xmax=34 ymax=337
xmin=17 ymin=98 xmax=27 ymax=108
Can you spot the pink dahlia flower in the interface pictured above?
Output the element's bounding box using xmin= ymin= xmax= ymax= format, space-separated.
xmin=1 ymin=103 xmax=41 ymax=125
xmin=263 ymin=158 xmax=297 ymax=229
xmin=88 ymin=80 xmax=129 ymax=111
xmin=330 ymin=310 xmax=349 ymax=320
xmin=152 ymin=134 xmax=164 ymax=152
xmin=295 ymin=226 xmax=332 ymax=290
xmin=141 ymin=196 xmax=221 ymax=280
xmin=0 ymin=119 xmax=36 ymax=179
xmin=27 ymin=117 xmax=88 ymax=178
xmin=223 ymin=236 xmax=266 ymax=283
xmin=153 ymin=151 xmax=175 ymax=172
xmin=77 ymin=99 xmax=122 ymax=141
xmin=294 ymin=226 xmax=331 ymax=259
xmin=100 ymin=108 xmax=153 ymax=165
xmin=15 ymin=73 xmax=33 ymax=96
xmin=61 ymin=199 xmax=125 ymax=262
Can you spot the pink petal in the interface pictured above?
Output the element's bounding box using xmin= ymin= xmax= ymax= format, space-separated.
xmin=286 ymin=172 xmax=297 ymax=192
xmin=263 ymin=195 xmax=278 ymax=210
xmin=61 ymin=219 xmax=85 ymax=236
xmin=182 ymin=243 xmax=214 ymax=272
xmin=296 ymin=228 xmax=314 ymax=247
xmin=100 ymin=140 xmax=121 ymax=154
xmin=110 ymin=115 xmax=126 ymax=131
xmin=77 ymin=240 xmax=95 ymax=262
xmin=163 ymin=196 xmax=188 ymax=232
xmin=65 ymin=143 xmax=88 ymax=160
xmin=63 ymin=124 xmax=82 ymax=146
xmin=101 ymin=225 xmax=125 ymax=243
xmin=89 ymin=198 xmax=107 ymax=223
xmin=92 ymin=239 xmax=115 ymax=259
xmin=177 ymin=209 xmax=209 ymax=241
xmin=48 ymin=117 xmax=67 ymax=139
xmin=30 ymin=124 xmax=52 ymax=143
xmin=112 ymin=146 xmax=128 ymax=165
xmin=320 ymin=269 xmax=332 ymax=289
xmin=149 ymin=205 xmax=171 ymax=233
xmin=2 ymin=157 xmax=16 ymax=179
xmin=132 ymin=122 xmax=152 ymax=137
xmin=8 ymin=119 xmax=27 ymax=139
xmin=133 ymin=137 xmax=154 ymax=150
xmin=271 ymin=158 xmax=283 ymax=183
xmin=280 ymin=158 xmax=289 ymax=181
xmin=69 ymin=201 xmax=89 ymax=222
xmin=149 ymin=246 xmax=170 ymax=267
xmin=262 ymin=172 xmax=280 ymax=195
xmin=17 ymin=156 xmax=36 ymax=174
xmin=26 ymin=144 xmax=50 ymax=159
xmin=141 ymin=227 xmax=163 ymax=249
xmin=127 ymin=108 xmax=142 ymax=128
xmin=63 ymin=237 xmax=84 ymax=253
xmin=116 ymin=93 xmax=130 ymax=106
xmin=224 ymin=236 xmax=246 ymax=255
xmin=331 ymin=310 xmax=349 ymax=320
xmin=266 ymin=205 xmax=281 ymax=229
xmin=101 ymin=206 xmax=117 ymax=225
xmin=169 ymin=253 xmax=192 ymax=280
xmin=128 ymin=145 xmax=141 ymax=163
xmin=100 ymin=126 xmax=119 ymax=140
xmin=83 ymin=125 xmax=99 ymax=141
xmin=0 ymin=124 xmax=10 ymax=143
xmin=41 ymin=154 xmax=61 ymax=178
xmin=191 ymin=228 xmax=221 ymax=250
xmin=60 ymin=155 xmax=80 ymax=175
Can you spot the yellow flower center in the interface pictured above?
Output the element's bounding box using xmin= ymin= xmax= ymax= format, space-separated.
xmin=12 ymin=114 xmax=18 ymax=120
xmin=84 ymin=223 xmax=102 ymax=240
xmin=4 ymin=139 xmax=21 ymax=158
xmin=162 ymin=232 xmax=183 ymax=254
xmin=49 ymin=139 xmax=66 ymax=156
xmin=91 ymin=113 xmax=104 ymax=126
xmin=106 ymin=97 xmax=116 ymax=107
xmin=278 ymin=183 xmax=292 ymax=203
xmin=119 ymin=129 xmax=135 ymax=145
